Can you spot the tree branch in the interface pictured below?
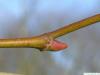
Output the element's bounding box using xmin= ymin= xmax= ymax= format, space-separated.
xmin=48 ymin=14 xmax=100 ymax=38
xmin=0 ymin=14 xmax=99 ymax=51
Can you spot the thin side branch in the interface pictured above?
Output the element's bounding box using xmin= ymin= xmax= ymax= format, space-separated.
xmin=49 ymin=14 xmax=100 ymax=38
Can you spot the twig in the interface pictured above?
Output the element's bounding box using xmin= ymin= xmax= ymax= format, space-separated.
xmin=0 ymin=14 xmax=99 ymax=51
xmin=49 ymin=14 xmax=100 ymax=38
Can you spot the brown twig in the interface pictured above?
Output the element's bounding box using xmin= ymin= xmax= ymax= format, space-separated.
xmin=0 ymin=14 xmax=99 ymax=51
xmin=48 ymin=14 xmax=100 ymax=38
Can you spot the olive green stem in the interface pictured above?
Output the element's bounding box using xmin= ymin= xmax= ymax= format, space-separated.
xmin=49 ymin=14 xmax=100 ymax=38
xmin=0 ymin=14 xmax=99 ymax=51
xmin=0 ymin=37 xmax=48 ymax=49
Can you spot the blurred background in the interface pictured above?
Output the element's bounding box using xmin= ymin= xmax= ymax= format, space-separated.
xmin=0 ymin=0 xmax=100 ymax=75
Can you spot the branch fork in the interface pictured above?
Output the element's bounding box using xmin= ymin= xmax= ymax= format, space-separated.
xmin=0 ymin=14 xmax=99 ymax=51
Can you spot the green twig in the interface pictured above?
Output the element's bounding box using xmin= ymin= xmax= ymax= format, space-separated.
xmin=0 ymin=14 xmax=99 ymax=51
xmin=49 ymin=14 xmax=100 ymax=38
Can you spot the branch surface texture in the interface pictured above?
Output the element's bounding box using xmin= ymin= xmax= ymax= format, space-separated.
xmin=0 ymin=14 xmax=99 ymax=51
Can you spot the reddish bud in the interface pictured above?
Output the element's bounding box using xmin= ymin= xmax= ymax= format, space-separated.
xmin=50 ymin=40 xmax=68 ymax=51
